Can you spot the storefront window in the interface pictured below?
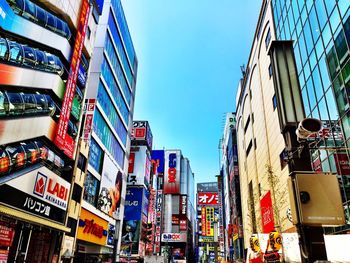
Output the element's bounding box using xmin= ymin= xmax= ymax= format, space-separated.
xmin=83 ymin=172 xmax=100 ymax=206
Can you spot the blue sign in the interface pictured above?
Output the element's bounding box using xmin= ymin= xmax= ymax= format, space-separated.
xmin=142 ymin=189 xmax=149 ymax=216
xmin=124 ymin=187 xmax=143 ymax=220
xmin=88 ymin=138 xmax=104 ymax=173
xmin=77 ymin=64 xmax=87 ymax=86
xmin=151 ymin=150 xmax=164 ymax=174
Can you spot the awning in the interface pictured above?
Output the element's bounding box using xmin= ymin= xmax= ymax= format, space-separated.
xmin=0 ymin=204 xmax=70 ymax=232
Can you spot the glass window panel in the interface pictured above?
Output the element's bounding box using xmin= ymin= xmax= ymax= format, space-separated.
xmin=288 ymin=8 xmax=295 ymax=31
xmin=294 ymin=43 xmax=303 ymax=74
xmin=315 ymin=37 xmax=324 ymax=61
xmin=324 ymin=0 xmax=336 ymax=16
xmin=342 ymin=59 xmax=350 ymax=84
xmin=300 ymin=5 xmax=307 ymax=25
xmin=325 ymin=88 xmax=339 ymax=119
xmin=345 ymin=15 xmax=350 ymax=47
xmin=334 ymin=30 xmax=349 ymax=65
xmin=326 ymin=45 xmax=340 ymax=79
xmin=306 ymin=0 xmax=313 ymax=13
xmin=299 ymin=71 xmax=305 ymax=89
xmin=296 ymin=18 xmax=302 ymax=37
xmin=304 ymin=60 xmax=311 ymax=80
xmin=292 ymin=0 xmax=300 ymax=22
xmin=333 ymin=74 xmax=348 ymax=116
xmin=0 ymin=39 xmax=8 ymax=59
xmin=307 ymin=76 xmax=317 ymax=109
xmin=89 ymin=138 xmax=104 ymax=173
xmin=311 ymin=106 xmax=321 ymax=119
xmin=9 ymin=42 xmax=23 ymax=63
xmin=342 ymin=113 xmax=350 ymax=143
xmin=328 ymin=154 xmax=337 ymax=173
xmin=35 ymin=6 xmax=46 ymax=25
xmin=315 ymin=0 xmax=328 ymax=30
xmin=23 ymin=46 xmax=36 ymax=67
xmin=318 ymin=97 xmax=329 ymax=120
xmin=309 ymin=5 xmax=320 ymax=42
xmin=329 ymin=8 xmax=341 ymax=33
xmin=34 ymin=49 xmax=47 ymax=70
xmin=312 ymin=66 xmax=324 ymax=101
xmin=23 ymin=0 xmax=37 ymax=21
xmin=321 ymin=159 xmax=331 ymax=172
xmin=319 ymin=54 xmax=331 ymax=89
xmin=303 ymin=20 xmax=314 ymax=54
xmin=302 ymin=87 xmax=311 ymax=116
xmin=46 ymin=12 xmax=56 ymax=32
xmin=309 ymin=49 xmax=317 ymax=71
xmin=338 ymin=0 xmax=349 ymax=19
xmin=322 ymin=23 xmax=332 ymax=48
xmin=298 ymin=33 xmax=308 ymax=66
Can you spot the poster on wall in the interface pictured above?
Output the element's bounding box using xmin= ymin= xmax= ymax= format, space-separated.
xmin=124 ymin=187 xmax=143 ymax=220
xmin=97 ymin=155 xmax=123 ymax=219
xmin=164 ymin=150 xmax=181 ymax=194
xmin=120 ymin=220 xmax=141 ymax=256
xmin=260 ymin=191 xmax=275 ymax=233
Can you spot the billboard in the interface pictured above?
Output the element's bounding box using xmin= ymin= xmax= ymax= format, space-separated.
xmin=164 ymin=150 xmax=181 ymax=194
xmin=151 ymin=150 xmax=165 ymax=174
xmin=197 ymin=182 xmax=218 ymax=192
xmin=260 ymin=191 xmax=275 ymax=233
xmin=201 ymin=207 xmax=206 ymax=236
xmin=161 ymin=233 xmax=187 ymax=242
xmin=180 ymin=195 xmax=187 ymax=215
xmin=0 ymin=166 xmax=70 ymax=224
xmin=54 ymin=0 xmax=90 ymax=158
xmin=155 ymin=190 xmax=163 ymax=253
xmin=131 ymin=121 xmax=153 ymax=150
xmin=124 ymin=187 xmax=143 ymax=220
xmin=97 ymin=155 xmax=123 ymax=219
xmin=120 ymin=220 xmax=141 ymax=256
xmin=127 ymin=146 xmax=151 ymax=186
xmin=198 ymin=192 xmax=219 ymax=205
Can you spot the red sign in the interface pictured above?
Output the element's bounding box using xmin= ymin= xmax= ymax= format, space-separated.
xmin=260 ymin=191 xmax=275 ymax=233
xmin=54 ymin=0 xmax=90 ymax=158
xmin=164 ymin=151 xmax=180 ymax=194
xmin=0 ymin=221 xmax=15 ymax=247
xmin=80 ymin=219 xmax=107 ymax=239
xmin=180 ymin=217 xmax=187 ymax=231
xmin=172 ymin=215 xmax=179 ymax=225
xmin=198 ymin=192 xmax=219 ymax=205
xmin=128 ymin=152 xmax=135 ymax=173
xmin=334 ymin=153 xmax=350 ymax=175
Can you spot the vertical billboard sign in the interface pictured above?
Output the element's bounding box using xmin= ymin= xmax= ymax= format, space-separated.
xmin=97 ymin=155 xmax=123 ymax=219
xmin=127 ymin=146 xmax=150 ymax=186
xmin=164 ymin=150 xmax=181 ymax=194
xmin=82 ymin=99 xmax=96 ymax=141
xmin=54 ymin=0 xmax=90 ymax=158
xmin=124 ymin=187 xmax=143 ymax=220
xmin=260 ymin=191 xmax=275 ymax=233
xmin=201 ymin=207 xmax=206 ymax=236
xmin=155 ymin=190 xmax=163 ymax=254
xmin=151 ymin=150 xmax=164 ymax=174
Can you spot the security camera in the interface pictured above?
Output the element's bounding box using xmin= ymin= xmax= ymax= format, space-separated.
xmin=296 ymin=118 xmax=322 ymax=142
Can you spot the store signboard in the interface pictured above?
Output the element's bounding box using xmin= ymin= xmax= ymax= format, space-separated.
xmin=97 ymin=155 xmax=123 ymax=219
xmin=55 ymin=0 xmax=90 ymax=158
xmin=77 ymin=209 xmax=108 ymax=246
xmin=180 ymin=195 xmax=187 ymax=215
xmin=198 ymin=192 xmax=218 ymax=205
xmin=4 ymin=165 xmax=70 ymax=211
xmin=82 ymin=99 xmax=96 ymax=141
xmin=161 ymin=233 xmax=187 ymax=242
xmin=155 ymin=190 xmax=163 ymax=253
xmin=199 ymin=236 xmax=214 ymax=243
xmin=201 ymin=207 xmax=206 ymax=236
xmin=260 ymin=191 xmax=275 ymax=233
xmin=131 ymin=121 xmax=153 ymax=150
xmin=164 ymin=150 xmax=181 ymax=194
xmin=0 ymin=221 xmax=15 ymax=247
xmin=179 ymin=217 xmax=187 ymax=231
xmin=127 ymin=146 xmax=150 ymax=186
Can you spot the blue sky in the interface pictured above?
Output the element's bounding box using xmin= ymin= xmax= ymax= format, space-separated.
xmin=121 ymin=0 xmax=262 ymax=183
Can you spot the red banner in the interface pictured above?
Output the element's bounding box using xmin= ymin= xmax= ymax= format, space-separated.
xmin=0 ymin=221 xmax=15 ymax=247
xmin=260 ymin=191 xmax=275 ymax=233
xmin=128 ymin=152 xmax=135 ymax=173
xmin=198 ymin=192 xmax=218 ymax=205
xmin=54 ymin=0 xmax=90 ymax=158
xmin=334 ymin=153 xmax=350 ymax=175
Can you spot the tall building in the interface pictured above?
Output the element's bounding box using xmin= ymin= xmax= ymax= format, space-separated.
xmin=219 ymin=113 xmax=244 ymax=262
xmin=120 ymin=120 xmax=153 ymax=261
xmin=235 ymin=0 xmax=350 ymax=261
xmin=74 ymin=0 xmax=138 ymax=262
xmin=155 ymin=149 xmax=196 ymax=262
xmin=0 ymin=0 xmax=99 ymax=262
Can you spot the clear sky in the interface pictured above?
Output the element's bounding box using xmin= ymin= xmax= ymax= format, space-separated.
xmin=121 ymin=0 xmax=262 ymax=183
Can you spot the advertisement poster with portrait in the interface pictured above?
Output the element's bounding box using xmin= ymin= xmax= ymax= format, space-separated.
xmin=120 ymin=220 xmax=141 ymax=256
xmin=97 ymin=155 xmax=123 ymax=219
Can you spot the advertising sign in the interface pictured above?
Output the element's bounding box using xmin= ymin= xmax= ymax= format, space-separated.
xmin=180 ymin=195 xmax=187 ymax=215
xmin=120 ymin=220 xmax=141 ymax=256
xmin=131 ymin=121 xmax=153 ymax=150
xmin=164 ymin=150 xmax=181 ymax=194
xmin=161 ymin=233 xmax=187 ymax=242
xmin=179 ymin=217 xmax=187 ymax=231
xmin=142 ymin=189 xmax=150 ymax=216
xmin=260 ymin=191 xmax=275 ymax=233
xmin=82 ymin=99 xmax=96 ymax=141
xmin=199 ymin=236 xmax=214 ymax=242
xmin=155 ymin=190 xmax=163 ymax=253
xmin=128 ymin=152 xmax=135 ymax=173
xmin=77 ymin=209 xmax=108 ymax=246
xmin=206 ymin=207 xmax=214 ymax=236
xmin=124 ymin=187 xmax=143 ymax=220
xmin=334 ymin=153 xmax=350 ymax=175
xmin=198 ymin=192 xmax=219 ymax=205
xmin=128 ymin=146 xmax=151 ymax=186
xmin=55 ymin=0 xmax=90 ymax=158
xmin=97 ymin=155 xmax=123 ymax=219
xmin=0 ymin=221 xmax=15 ymax=247
xmin=201 ymin=207 xmax=206 ymax=236
xmin=151 ymin=150 xmax=165 ymax=174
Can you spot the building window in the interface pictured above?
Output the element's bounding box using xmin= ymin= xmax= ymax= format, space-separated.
xmin=246 ymin=140 xmax=253 ymax=156
xmin=272 ymin=94 xmax=277 ymax=110
xmin=88 ymin=138 xmax=104 ymax=174
xmin=265 ymin=28 xmax=271 ymax=50
xmin=268 ymin=64 xmax=273 ymax=78
xmin=244 ymin=116 xmax=251 ymax=133
xmin=83 ymin=172 xmax=100 ymax=206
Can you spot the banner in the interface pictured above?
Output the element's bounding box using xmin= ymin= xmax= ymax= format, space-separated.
xmin=54 ymin=0 xmax=90 ymax=158
xmin=164 ymin=150 xmax=181 ymax=194
xmin=151 ymin=150 xmax=164 ymax=174
xmin=97 ymin=155 xmax=123 ymax=219
xmin=260 ymin=191 xmax=275 ymax=233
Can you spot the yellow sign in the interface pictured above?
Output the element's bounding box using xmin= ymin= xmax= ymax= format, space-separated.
xmin=77 ymin=209 xmax=108 ymax=245
xmin=233 ymin=234 xmax=239 ymax=241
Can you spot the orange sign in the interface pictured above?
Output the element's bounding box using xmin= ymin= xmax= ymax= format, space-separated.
xmin=77 ymin=209 xmax=108 ymax=245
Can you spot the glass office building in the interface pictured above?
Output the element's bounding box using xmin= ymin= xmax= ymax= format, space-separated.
xmin=272 ymin=0 xmax=350 ymax=232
